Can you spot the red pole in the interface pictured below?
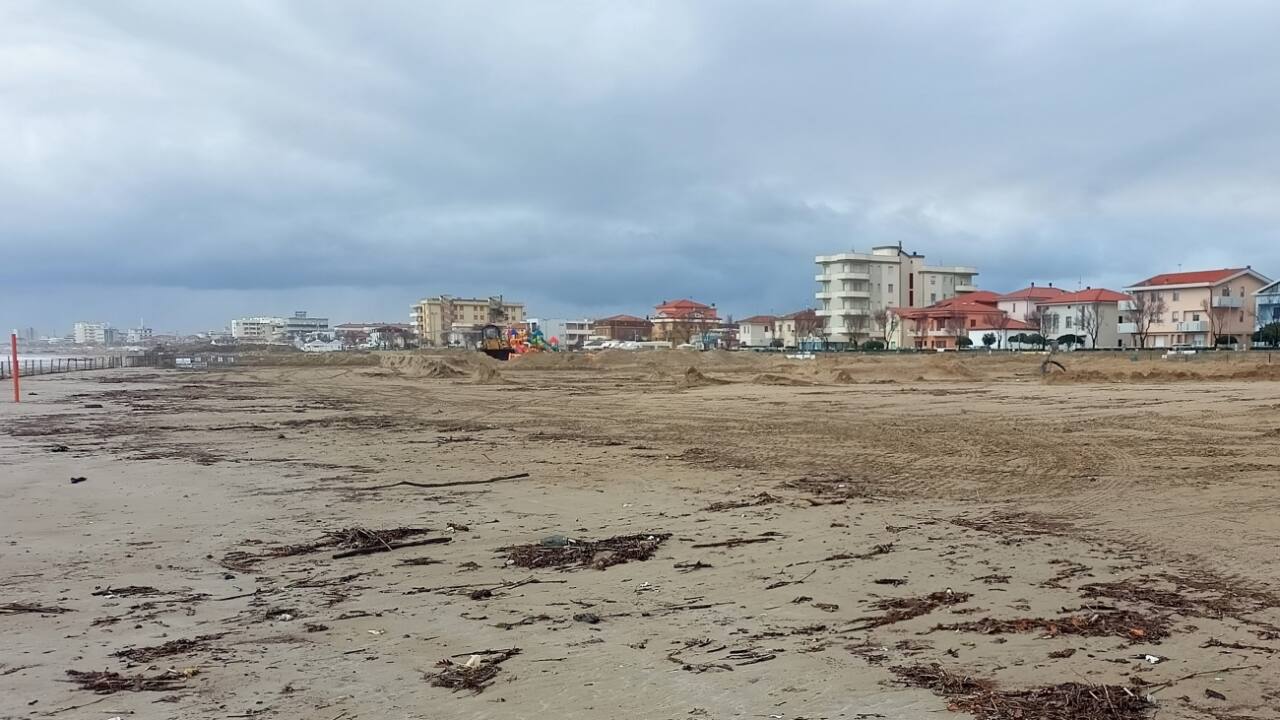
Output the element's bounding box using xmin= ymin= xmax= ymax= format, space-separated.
xmin=10 ymin=332 xmax=19 ymax=403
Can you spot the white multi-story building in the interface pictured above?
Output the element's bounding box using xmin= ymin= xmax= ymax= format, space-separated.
xmin=231 ymin=317 xmax=285 ymax=343
xmin=281 ymin=311 xmax=328 ymax=339
xmin=73 ymin=322 xmax=107 ymax=345
xmin=125 ymin=326 xmax=154 ymax=344
xmin=815 ymin=244 xmax=979 ymax=347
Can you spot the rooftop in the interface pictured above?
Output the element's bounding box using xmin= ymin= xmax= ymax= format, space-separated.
xmin=1130 ymin=268 xmax=1246 ymax=287
xmin=998 ymin=285 xmax=1067 ymax=301
xmin=1037 ymin=288 xmax=1132 ymax=305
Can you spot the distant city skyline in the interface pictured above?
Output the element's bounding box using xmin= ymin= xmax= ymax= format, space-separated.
xmin=4 ymin=2 xmax=1279 ymax=334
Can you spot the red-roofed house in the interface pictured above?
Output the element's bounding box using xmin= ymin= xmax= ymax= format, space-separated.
xmin=651 ymin=299 xmax=720 ymax=344
xmin=1033 ymin=288 xmax=1132 ymax=349
xmin=997 ymin=284 xmax=1067 ymax=322
xmin=893 ymin=293 xmax=1017 ymax=350
xmin=737 ymin=315 xmax=778 ymax=348
xmin=1123 ymin=268 xmax=1272 ymax=348
xmin=591 ymin=314 xmax=653 ymax=342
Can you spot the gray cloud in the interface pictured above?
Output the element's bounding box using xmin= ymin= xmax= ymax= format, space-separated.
xmin=3 ymin=0 xmax=1280 ymax=334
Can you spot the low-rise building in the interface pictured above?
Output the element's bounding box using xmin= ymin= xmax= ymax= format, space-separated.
xmin=893 ymin=291 xmax=1006 ymax=350
xmin=997 ymin=284 xmax=1067 ymax=323
xmin=231 ymin=317 xmax=285 ymax=343
xmin=282 ymin=311 xmax=328 ymax=340
xmin=125 ymin=326 xmax=154 ymax=344
xmin=525 ymin=318 xmax=592 ymax=349
xmin=737 ymin=316 xmax=778 ymax=348
xmin=1256 ymin=280 xmax=1280 ymax=329
xmin=590 ymin=315 xmax=652 ymax=342
xmin=1033 ymin=288 xmax=1131 ymax=349
xmin=815 ymin=244 xmax=979 ymax=347
xmin=777 ymin=309 xmax=821 ymax=349
xmin=73 ymin=322 xmax=107 ymax=345
xmin=1123 ymin=268 xmax=1272 ymax=348
xmin=410 ymin=295 xmax=526 ymax=346
xmin=651 ymin=299 xmax=720 ymax=344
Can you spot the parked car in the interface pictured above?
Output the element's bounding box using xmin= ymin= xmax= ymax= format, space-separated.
xmin=1164 ymin=345 xmax=1198 ymax=357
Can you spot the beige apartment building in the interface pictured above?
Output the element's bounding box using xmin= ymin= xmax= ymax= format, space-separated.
xmin=410 ymin=295 xmax=526 ymax=347
xmin=815 ymin=244 xmax=978 ymax=347
xmin=1122 ymin=268 xmax=1272 ymax=348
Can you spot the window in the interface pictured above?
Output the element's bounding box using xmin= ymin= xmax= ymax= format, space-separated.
xmin=1172 ymin=291 xmax=1179 ymax=301
xmin=1065 ymin=316 xmax=1073 ymax=329
xmin=887 ymin=283 xmax=894 ymax=294
xmin=1012 ymin=303 xmax=1018 ymax=314
xmin=930 ymin=293 xmax=937 ymax=303
xmin=1171 ymin=311 xmax=1179 ymax=321
xmin=1220 ymin=286 xmax=1230 ymax=297
xmin=969 ymin=319 xmax=976 ymax=328
xmin=931 ymin=276 xmax=937 ymax=285
xmin=1192 ymin=313 xmax=1200 ymax=322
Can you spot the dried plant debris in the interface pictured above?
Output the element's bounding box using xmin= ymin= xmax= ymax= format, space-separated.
xmin=849 ymin=591 xmax=972 ymax=631
xmin=427 ymin=649 xmax=520 ymax=693
xmin=890 ymin=663 xmax=1152 ymax=720
xmin=112 ymin=634 xmax=225 ymax=664
xmin=64 ymin=669 xmax=191 ymax=694
xmin=933 ymin=609 xmax=1171 ymax=642
xmin=221 ymin=526 xmax=435 ymax=569
xmin=1 ymin=602 xmax=73 ymax=615
xmin=503 ymin=533 xmax=671 ymax=570
xmin=703 ymin=492 xmax=779 ymax=512
xmin=782 ymin=474 xmax=881 ymax=499
xmin=91 ymin=586 xmax=160 ymax=598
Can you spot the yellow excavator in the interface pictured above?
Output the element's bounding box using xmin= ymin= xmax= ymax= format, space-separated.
xmin=478 ymin=324 xmax=512 ymax=361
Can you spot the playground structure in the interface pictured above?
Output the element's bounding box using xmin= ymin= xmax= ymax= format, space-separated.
xmin=508 ymin=324 xmax=560 ymax=354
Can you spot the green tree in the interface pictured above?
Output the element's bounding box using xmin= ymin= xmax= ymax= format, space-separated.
xmin=1258 ymin=322 xmax=1280 ymax=347
xmin=982 ymin=332 xmax=997 ymax=348
xmin=957 ymin=336 xmax=974 ymax=348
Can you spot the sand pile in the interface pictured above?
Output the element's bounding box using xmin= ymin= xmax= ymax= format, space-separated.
xmin=752 ymin=373 xmax=815 ymax=386
xmin=471 ymin=365 xmax=512 ymax=385
xmin=676 ymin=367 xmax=731 ymax=389
xmin=381 ymin=355 xmax=469 ymax=378
xmin=831 ymin=369 xmax=856 ymax=384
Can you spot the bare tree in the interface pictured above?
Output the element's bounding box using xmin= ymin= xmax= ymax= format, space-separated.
xmin=994 ymin=311 xmax=1012 ymax=350
xmin=873 ymin=309 xmax=900 ymax=346
xmin=1027 ymin=307 xmax=1051 ymax=345
xmin=1077 ymin=304 xmax=1101 ymax=349
xmin=1128 ymin=293 xmax=1166 ymax=349
xmin=943 ymin=315 xmax=967 ymax=348
xmin=1200 ymin=298 xmax=1235 ymax=346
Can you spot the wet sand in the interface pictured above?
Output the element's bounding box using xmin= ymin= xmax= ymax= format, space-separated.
xmin=2 ymin=351 xmax=1279 ymax=719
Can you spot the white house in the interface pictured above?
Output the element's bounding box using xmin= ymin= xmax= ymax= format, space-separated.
xmin=737 ymin=316 xmax=778 ymax=348
xmin=1034 ymin=288 xmax=1131 ymax=349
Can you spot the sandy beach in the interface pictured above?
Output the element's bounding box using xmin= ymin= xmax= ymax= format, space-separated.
xmin=3 ymin=350 xmax=1279 ymax=719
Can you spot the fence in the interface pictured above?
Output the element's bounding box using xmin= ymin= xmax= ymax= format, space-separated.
xmin=0 ymin=354 xmax=157 ymax=380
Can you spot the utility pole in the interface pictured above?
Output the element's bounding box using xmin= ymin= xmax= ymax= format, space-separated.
xmin=10 ymin=330 xmax=19 ymax=402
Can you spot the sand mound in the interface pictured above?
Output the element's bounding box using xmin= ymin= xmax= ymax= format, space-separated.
xmin=677 ymin=367 xmax=731 ymax=389
xmin=471 ymin=365 xmax=513 ymax=385
xmin=421 ymin=360 xmax=467 ymax=378
xmin=752 ymin=373 xmax=815 ymax=386
xmin=831 ymin=369 xmax=856 ymax=384
xmin=384 ymin=357 xmax=467 ymax=378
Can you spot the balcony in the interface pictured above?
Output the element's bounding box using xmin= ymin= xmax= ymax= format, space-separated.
xmin=815 ymin=292 xmax=836 ymax=300
xmin=828 ymin=271 xmax=871 ymax=282
xmin=1211 ymin=296 xmax=1243 ymax=308
xmin=1177 ymin=321 xmax=1207 ymax=332
xmin=955 ymin=284 xmax=978 ymax=293
xmin=1116 ymin=322 xmax=1138 ymax=335
xmin=816 ymin=307 xmax=870 ymax=317
xmin=1118 ymin=300 xmax=1136 ymax=312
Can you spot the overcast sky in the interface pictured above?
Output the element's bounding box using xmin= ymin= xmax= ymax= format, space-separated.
xmin=4 ymin=1 xmax=1280 ymax=335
